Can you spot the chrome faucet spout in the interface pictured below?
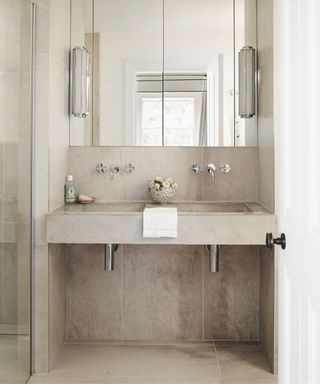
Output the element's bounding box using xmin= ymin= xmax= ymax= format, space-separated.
xmin=207 ymin=163 xmax=216 ymax=179
xmin=110 ymin=165 xmax=120 ymax=180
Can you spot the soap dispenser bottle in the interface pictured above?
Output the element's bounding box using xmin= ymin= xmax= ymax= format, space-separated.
xmin=64 ymin=175 xmax=76 ymax=204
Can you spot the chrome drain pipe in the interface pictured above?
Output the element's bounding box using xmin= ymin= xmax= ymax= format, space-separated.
xmin=104 ymin=244 xmax=119 ymax=272
xmin=207 ymin=245 xmax=220 ymax=273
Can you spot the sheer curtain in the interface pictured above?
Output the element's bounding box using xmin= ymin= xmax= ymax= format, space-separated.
xmin=198 ymin=85 xmax=208 ymax=146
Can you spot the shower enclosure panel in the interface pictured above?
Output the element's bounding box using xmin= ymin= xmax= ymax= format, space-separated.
xmin=0 ymin=0 xmax=34 ymax=382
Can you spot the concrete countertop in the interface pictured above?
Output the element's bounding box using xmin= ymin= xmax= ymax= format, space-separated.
xmin=46 ymin=201 xmax=276 ymax=245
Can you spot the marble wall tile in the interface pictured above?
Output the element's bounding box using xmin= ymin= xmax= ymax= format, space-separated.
xmin=66 ymin=244 xmax=122 ymax=340
xmin=66 ymin=244 xmax=260 ymax=342
xmin=48 ymin=244 xmax=66 ymax=370
xmin=259 ymin=246 xmax=276 ymax=373
xmin=122 ymin=147 xmax=203 ymax=201
xmin=122 ymin=245 xmax=203 ymax=340
xmin=203 ymin=148 xmax=258 ymax=201
xmin=33 ymin=245 xmax=49 ymax=373
xmin=204 ymin=246 xmax=260 ymax=341
xmin=68 ymin=147 xmax=258 ymax=202
xmin=68 ymin=147 xmax=125 ymax=202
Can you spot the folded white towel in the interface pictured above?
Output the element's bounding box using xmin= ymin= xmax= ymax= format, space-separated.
xmin=143 ymin=206 xmax=178 ymax=238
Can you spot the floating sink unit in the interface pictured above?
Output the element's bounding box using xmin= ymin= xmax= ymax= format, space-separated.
xmin=46 ymin=201 xmax=276 ymax=245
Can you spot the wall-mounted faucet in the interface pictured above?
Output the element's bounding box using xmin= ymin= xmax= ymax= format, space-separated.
xmin=96 ymin=162 xmax=135 ymax=179
xmin=110 ymin=165 xmax=120 ymax=180
xmin=207 ymin=163 xmax=216 ymax=179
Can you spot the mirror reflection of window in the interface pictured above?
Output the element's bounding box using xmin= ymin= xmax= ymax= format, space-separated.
xmin=136 ymin=73 xmax=207 ymax=146
xmin=164 ymin=95 xmax=200 ymax=147
xmin=139 ymin=96 xmax=162 ymax=146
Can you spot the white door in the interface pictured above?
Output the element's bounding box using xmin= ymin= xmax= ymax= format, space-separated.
xmin=275 ymin=0 xmax=320 ymax=383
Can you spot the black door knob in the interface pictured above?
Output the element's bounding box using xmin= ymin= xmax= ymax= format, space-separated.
xmin=266 ymin=233 xmax=286 ymax=250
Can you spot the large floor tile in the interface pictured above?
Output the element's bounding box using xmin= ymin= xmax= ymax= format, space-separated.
xmin=216 ymin=344 xmax=265 ymax=362
xmin=29 ymin=343 xmax=221 ymax=384
xmin=217 ymin=345 xmax=277 ymax=384
xmin=29 ymin=344 xmax=277 ymax=384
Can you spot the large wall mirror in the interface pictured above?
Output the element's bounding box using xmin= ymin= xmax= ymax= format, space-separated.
xmin=70 ymin=0 xmax=257 ymax=147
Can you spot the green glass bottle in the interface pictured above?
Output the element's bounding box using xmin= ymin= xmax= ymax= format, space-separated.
xmin=64 ymin=175 xmax=76 ymax=204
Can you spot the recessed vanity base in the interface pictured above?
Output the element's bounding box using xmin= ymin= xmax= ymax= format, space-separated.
xmin=46 ymin=202 xmax=276 ymax=245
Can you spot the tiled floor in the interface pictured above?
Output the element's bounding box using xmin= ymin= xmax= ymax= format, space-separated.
xmin=29 ymin=343 xmax=277 ymax=384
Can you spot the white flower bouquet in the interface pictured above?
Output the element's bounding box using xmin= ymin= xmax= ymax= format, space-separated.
xmin=148 ymin=177 xmax=178 ymax=204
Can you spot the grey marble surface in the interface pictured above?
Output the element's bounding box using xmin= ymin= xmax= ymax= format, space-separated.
xmin=66 ymin=245 xmax=260 ymax=342
xmin=260 ymin=246 xmax=276 ymax=373
xmin=46 ymin=203 xmax=275 ymax=245
xmin=48 ymin=201 xmax=270 ymax=215
xmin=29 ymin=343 xmax=277 ymax=384
xmin=68 ymin=147 xmax=259 ymax=203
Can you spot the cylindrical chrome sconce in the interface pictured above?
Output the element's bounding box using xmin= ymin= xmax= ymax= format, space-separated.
xmin=72 ymin=46 xmax=90 ymax=118
xmin=239 ymin=46 xmax=256 ymax=118
xmin=207 ymin=245 xmax=220 ymax=273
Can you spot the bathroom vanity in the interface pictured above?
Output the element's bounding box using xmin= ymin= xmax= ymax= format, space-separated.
xmin=47 ymin=201 xmax=276 ymax=245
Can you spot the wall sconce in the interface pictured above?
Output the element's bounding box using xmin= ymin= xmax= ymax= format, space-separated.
xmin=239 ymin=46 xmax=256 ymax=118
xmin=72 ymin=46 xmax=90 ymax=118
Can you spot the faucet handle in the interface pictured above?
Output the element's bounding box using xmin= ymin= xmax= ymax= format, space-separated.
xmin=124 ymin=162 xmax=136 ymax=174
xmin=192 ymin=164 xmax=202 ymax=174
xmin=220 ymin=163 xmax=231 ymax=174
xmin=207 ymin=163 xmax=216 ymax=179
xmin=96 ymin=162 xmax=107 ymax=174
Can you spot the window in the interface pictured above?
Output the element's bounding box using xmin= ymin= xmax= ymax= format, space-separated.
xmin=137 ymin=93 xmax=202 ymax=146
xmin=139 ymin=96 xmax=162 ymax=146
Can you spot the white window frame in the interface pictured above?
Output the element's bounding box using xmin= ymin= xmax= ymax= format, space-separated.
xmin=136 ymin=92 xmax=203 ymax=146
